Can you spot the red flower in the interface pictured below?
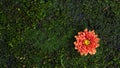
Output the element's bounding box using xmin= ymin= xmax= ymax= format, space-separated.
xmin=74 ymin=28 xmax=100 ymax=56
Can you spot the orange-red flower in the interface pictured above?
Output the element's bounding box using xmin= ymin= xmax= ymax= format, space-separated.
xmin=74 ymin=28 xmax=100 ymax=56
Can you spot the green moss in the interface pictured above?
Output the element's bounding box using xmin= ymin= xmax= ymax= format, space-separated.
xmin=0 ymin=0 xmax=120 ymax=67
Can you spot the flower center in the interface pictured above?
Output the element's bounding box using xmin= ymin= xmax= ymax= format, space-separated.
xmin=84 ymin=39 xmax=90 ymax=46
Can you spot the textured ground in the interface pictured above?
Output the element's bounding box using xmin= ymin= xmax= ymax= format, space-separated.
xmin=0 ymin=0 xmax=120 ymax=68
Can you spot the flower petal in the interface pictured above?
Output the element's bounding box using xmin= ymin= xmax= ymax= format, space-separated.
xmin=74 ymin=28 xmax=100 ymax=56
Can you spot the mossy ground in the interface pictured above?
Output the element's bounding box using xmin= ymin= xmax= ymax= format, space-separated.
xmin=0 ymin=0 xmax=120 ymax=68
